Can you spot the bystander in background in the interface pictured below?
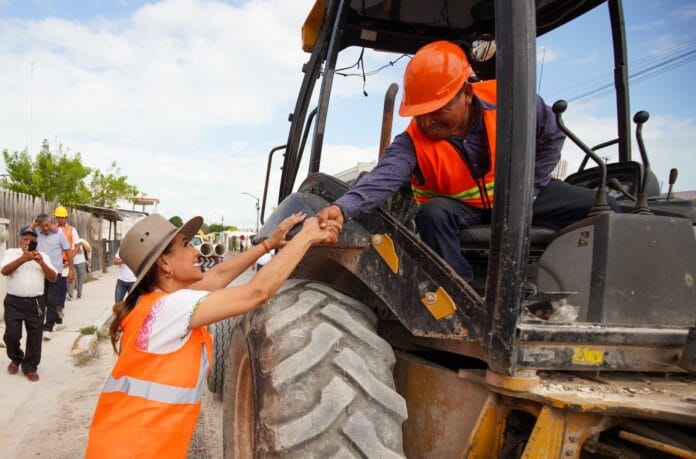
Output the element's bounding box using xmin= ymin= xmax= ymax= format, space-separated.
xmin=114 ymin=250 xmax=136 ymax=302
xmin=54 ymin=206 xmax=78 ymax=308
xmin=2 ymin=226 xmax=58 ymax=381
xmin=68 ymin=238 xmax=91 ymax=300
xmin=34 ymin=213 xmax=72 ymax=340
xmin=253 ymin=249 xmax=274 ymax=272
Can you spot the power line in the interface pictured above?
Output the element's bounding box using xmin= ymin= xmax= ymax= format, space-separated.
xmin=549 ymin=38 xmax=696 ymax=103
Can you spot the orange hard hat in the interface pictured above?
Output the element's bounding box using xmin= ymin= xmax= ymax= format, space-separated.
xmin=399 ymin=41 xmax=474 ymax=117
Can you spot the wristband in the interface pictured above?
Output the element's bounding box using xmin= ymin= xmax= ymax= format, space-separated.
xmin=261 ymin=240 xmax=270 ymax=253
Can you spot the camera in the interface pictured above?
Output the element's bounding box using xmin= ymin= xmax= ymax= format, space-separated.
xmin=28 ymin=240 xmax=37 ymax=252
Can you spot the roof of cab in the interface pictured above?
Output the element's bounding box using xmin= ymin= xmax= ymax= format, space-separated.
xmin=302 ymin=0 xmax=605 ymax=54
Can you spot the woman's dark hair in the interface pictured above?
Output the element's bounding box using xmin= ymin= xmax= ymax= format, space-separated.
xmin=109 ymin=244 xmax=173 ymax=353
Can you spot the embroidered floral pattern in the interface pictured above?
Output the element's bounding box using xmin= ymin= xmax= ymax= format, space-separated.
xmin=184 ymin=293 xmax=210 ymax=338
xmin=135 ymin=297 xmax=165 ymax=350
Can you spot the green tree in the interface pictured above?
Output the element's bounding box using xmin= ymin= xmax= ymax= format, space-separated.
xmin=169 ymin=216 xmax=183 ymax=227
xmin=207 ymin=223 xmax=225 ymax=233
xmin=2 ymin=140 xmax=91 ymax=206
xmin=2 ymin=140 xmax=140 ymax=209
xmin=88 ymin=161 xmax=140 ymax=208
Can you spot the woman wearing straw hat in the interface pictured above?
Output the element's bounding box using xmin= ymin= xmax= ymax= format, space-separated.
xmin=86 ymin=212 xmax=334 ymax=458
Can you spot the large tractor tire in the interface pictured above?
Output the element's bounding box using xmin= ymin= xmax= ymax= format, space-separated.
xmin=222 ymin=280 xmax=407 ymax=458
xmin=207 ymin=316 xmax=238 ymax=398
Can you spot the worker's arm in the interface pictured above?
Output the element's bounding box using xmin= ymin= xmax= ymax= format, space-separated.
xmin=60 ymin=232 xmax=76 ymax=282
xmin=533 ymin=95 xmax=565 ymax=195
xmin=317 ymin=132 xmax=417 ymax=243
xmin=189 ymin=217 xmax=335 ymax=328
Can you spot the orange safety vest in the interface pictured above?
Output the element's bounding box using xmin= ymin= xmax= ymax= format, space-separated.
xmin=60 ymin=224 xmax=75 ymax=263
xmin=408 ymin=80 xmax=497 ymax=209
xmin=86 ymin=290 xmax=213 ymax=459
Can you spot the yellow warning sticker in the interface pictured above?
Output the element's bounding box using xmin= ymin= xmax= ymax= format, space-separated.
xmin=572 ymin=348 xmax=605 ymax=365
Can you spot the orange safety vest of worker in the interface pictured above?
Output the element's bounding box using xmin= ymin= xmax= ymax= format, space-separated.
xmin=408 ymin=79 xmax=497 ymax=209
xmin=60 ymin=224 xmax=74 ymax=263
xmin=86 ymin=290 xmax=212 ymax=459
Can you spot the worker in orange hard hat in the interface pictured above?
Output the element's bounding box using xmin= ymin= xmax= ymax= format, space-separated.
xmin=53 ymin=206 xmax=77 ymax=322
xmin=317 ymin=40 xmax=617 ymax=285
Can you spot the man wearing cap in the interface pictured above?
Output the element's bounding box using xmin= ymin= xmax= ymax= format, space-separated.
xmin=317 ymin=40 xmax=615 ymax=284
xmin=2 ymin=226 xmax=58 ymax=381
xmin=34 ymin=213 xmax=72 ymax=339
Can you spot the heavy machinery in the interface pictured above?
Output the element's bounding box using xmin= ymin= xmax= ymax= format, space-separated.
xmin=217 ymin=1 xmax=696 ymax=457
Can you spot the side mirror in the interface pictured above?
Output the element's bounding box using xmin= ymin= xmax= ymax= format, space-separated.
xmin=471 ymin=34 xmax=496 ymax=62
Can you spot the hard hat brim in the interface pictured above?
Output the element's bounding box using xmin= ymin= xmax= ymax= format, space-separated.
xmin=399 ymin=96 xmax=453 ymax=117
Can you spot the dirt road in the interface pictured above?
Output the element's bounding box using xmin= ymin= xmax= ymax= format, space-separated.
xmin=0 ymin=339 xmax=223 ymax=458
xmin=0 ymin=266 xmax=226 ymax=458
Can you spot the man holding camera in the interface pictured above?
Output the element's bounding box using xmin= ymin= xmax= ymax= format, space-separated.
xmin=2 ymin=226 xmax=57 ymax=382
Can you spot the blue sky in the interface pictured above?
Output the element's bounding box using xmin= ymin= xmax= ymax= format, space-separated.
xmin=0 ymin=0 xmax=694 ymax=228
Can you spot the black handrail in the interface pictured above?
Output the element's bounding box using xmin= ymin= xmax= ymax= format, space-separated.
xmin=483 ymin=0 xmax=536 ymax=375
xmin=260 ymin=145 xmax=286 ymax=225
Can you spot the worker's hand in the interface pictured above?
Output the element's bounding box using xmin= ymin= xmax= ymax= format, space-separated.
xmin=67 ymin=269 xmax=76 ymax=283
xmin=266 ymin=212 xmax=306 ymax=250
xmin=316 ymin=205 xmax=344 ymax=244
xmin=299 ymin=216 xmax=339 ymax=245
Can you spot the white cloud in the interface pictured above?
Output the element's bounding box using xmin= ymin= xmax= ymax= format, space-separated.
xmin=0 ymin=0 xmax=315 ymax=228
xmin=560 ymin=102 xmax=696 ymax=192
xmin=671 ymin=3 xmax=696 ymax=20
xmin=1 ymin=0 xmax=694 ymax=234
xmin=537 ymin=45 xmax=563 ymax=64
xmin=626 ymin=19 xmax=666 ymax=33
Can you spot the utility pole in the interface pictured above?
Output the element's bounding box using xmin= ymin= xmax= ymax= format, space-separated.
xmin=30 ymin=60 xmax=34 ymax=153
xmin=242 ymin=192 xmax=260 ymax=233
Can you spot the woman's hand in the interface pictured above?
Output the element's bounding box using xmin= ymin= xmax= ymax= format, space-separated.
xmin=265 ymin=213 xmax=306 ymax=250
xmin=298 ymin=216 xmax=339 ymax=244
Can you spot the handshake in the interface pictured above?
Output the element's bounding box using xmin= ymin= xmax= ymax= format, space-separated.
xmin=315 ymin=205 xmax=345 ymax=245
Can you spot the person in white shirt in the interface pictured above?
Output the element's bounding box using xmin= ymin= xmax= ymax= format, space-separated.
xmin=114 ymin=249 xmax=136 ymax=302
xmin=253 ymin=249 xmax=274 ymax=272
xmin=68 ymin=238 xmax=91 ymax=300
xmin=1 ymin=226 xmax=58 ymax=382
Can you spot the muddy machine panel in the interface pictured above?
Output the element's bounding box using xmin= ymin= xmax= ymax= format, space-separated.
xmin=536 ymin=213 xmax=696 ymax=326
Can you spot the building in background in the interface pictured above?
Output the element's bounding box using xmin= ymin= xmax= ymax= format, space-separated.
xmin=334 ymin=161 xmax=377 ymax=183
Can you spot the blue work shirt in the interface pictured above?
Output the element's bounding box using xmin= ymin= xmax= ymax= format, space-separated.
xmin=334 ymin=94 xmax=565 ymax=220
xmin=37 ymin=229 xmax=70 ymax=273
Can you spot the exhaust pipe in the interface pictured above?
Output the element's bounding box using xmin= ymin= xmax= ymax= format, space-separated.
xmin=214 ymin=243 xmax=227 ymax=257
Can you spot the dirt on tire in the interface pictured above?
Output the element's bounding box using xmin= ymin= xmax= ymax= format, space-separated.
xmin=223 ymin=280 xmax=407 ymax=458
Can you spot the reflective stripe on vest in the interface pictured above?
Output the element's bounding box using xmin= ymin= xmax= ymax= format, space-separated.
xmin=86 ymin=291 xmax=213 ymax=459
xmin=409 ymin=79 xmax=498 ymax=209
xmin=412 ymin=181 xmax=495 ymax=202
xmin=102 ymin=345 xmax=209 ymax=404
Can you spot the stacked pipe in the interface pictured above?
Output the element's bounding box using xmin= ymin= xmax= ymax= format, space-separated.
xmin=193 ymin=242 xmax=227 ymax=272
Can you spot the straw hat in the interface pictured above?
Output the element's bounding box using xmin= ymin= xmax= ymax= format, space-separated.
xmin=119 ymin=214 xmax=203 ymax=295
